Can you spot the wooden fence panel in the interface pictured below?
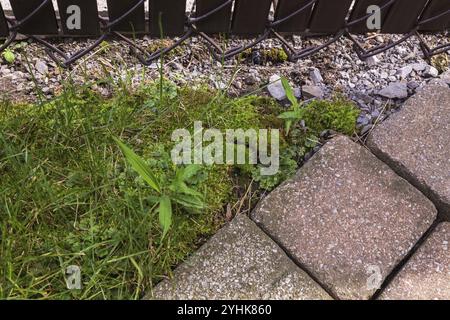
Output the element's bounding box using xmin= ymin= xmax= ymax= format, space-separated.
xmin=0 ymin=4 xmax=8 ymax=37
xmin=308 ymin=0 xmax=353 ymax=34
xmin=149 ymin=0 xmax=187 ymax=37
xmin=57 ymin=0 xmax=100 ymax=36
xmin=382 ymin=0 xmax=429 ymax=34
xmin=273 ymin=0 xmax=313 ymax=33
xmin=106 ymin=0 xmax=146 ymax=33
xmin=419 ymin=0 xmax=450 ymax=31
xmin=231 ymin=0 xmax=272 ymax=36
xmin=195 ymin=0 xmax=232 ymax=34
xmin=348 ymin=0 xmax=391 ymax=34
xmin=10 ymin=0 xmax=59 ymax=35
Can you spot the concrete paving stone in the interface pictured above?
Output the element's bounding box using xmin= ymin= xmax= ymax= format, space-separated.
xmin=379 ymin=222 xmax=450 ymax=300
xmin=251 ymin=135 xmax=437 ymax=300
xmin=367 ymin=85 xmax=450 ymax=220
xmin=147 ymin=214 xmax=332 ymax=300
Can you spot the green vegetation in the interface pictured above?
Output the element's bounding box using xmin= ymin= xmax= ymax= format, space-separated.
xmin=1 ymin=48 xmax=15 ymax=64
xmin=145 ymin=39 xmax=183 ymax=59
xmin=0 ymin=77 xmax=359 ymax=299
xmin=431 ymin=53 xmax=449 ymax=73
xmin=279 ymin=77 xmax=360 ymax=137
xmin=239 ymin=48 xmax=289 ymax=64
xmin=251 ymin=77 xmax=360 ymax=190
xmin=1 ymin=42 xmax=28 ymax=65
xmin=115 ymin=137 xmax=205 ymax=239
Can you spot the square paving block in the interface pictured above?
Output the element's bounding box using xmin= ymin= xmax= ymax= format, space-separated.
xmin=252 ymin=136 xmax=437 ymax=300
xmin=147 ymin=214 xmax=332 ymax=300
xmin=368 ymin=85 xmax=450 ymax=220
xmin=379 ymin=222 xmax=449 ymax=300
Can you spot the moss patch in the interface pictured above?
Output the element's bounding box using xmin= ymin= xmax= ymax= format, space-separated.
xmin=239 ymin=48 xmax=289 ymax=64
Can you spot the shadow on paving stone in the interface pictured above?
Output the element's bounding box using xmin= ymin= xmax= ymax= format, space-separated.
xmin=146 ymin=215 xmax=332 ymax=300
xmin=368 ymin=85 xmax=450 ymax=221
xmin=379 ymin=222 xmax=450 ymax=300
xmin=251 ymin=135 xmax=437 ymax=300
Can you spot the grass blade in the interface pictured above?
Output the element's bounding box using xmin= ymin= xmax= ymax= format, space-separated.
xmin=281 ymin=76 xmax=298 ymax=108
xmin=158 ymin=196 xmax=172 ymax=239
xmin=113 ymin=137 xmax=161 ymax=193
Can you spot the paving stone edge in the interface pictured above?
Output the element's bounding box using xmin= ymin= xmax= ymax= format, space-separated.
xmin=367 ymin=136 xmax=449 ymax=222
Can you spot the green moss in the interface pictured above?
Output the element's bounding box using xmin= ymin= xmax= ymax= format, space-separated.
xmin=300 ymin=97 xmax=360 ymax=136
xmin=238 ymin=48 xmax=289 ymax=64
xmin=265 ymin=48 xmax=289 ymax=63
xmin=431 ymin=53 xmax=448 ymax=73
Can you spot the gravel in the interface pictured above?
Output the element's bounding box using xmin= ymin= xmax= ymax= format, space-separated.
xmin=35 ymin=59 xmax=48 ymax=75
xmin=377 ymin=82 xmax=408 ymax=99
xmin=309 ymin=67 xmax=323 ymax=85
xmin=302 ymin=85 xmax=324 ymax=99
xmin=251 ymin=135 xmax=437 ymax=300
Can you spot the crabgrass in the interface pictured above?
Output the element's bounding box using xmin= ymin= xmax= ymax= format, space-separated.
xmin=0 ymin=78 xmax=359 ymax=299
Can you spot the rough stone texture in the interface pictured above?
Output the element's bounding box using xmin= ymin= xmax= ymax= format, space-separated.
xmin=440 ymin=69 xmax=450 ymax=85
xmin=147 ymin=214 xmax=332 ymax=300
xmin=251 ymin=136 xmax=437 ymax=300
xmin=302 ymin=85 xmax=324 ymax=99
xmin=379 ymin=222 xmax=450 ymax=300
xmin=377 ymin=82 xmax=408 ymax=99
xmin=368 ymin=85 xmax=450 ymax=220
xmin=0 ymin=74 xmax=15 ymax=96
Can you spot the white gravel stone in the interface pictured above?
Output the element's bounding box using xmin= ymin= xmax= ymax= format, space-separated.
xmin=366 ymin=56 xmax=380 ymax=66
xmin=35 ymin=60 xmax=48 ymax=75
xmin=302 ymin=85 xmax=324 ymax=99
xmin=267 ymin=74 xmax=286 ymax=101
xmin=423 ymin=66 xmax=439 ymax=78
xmin=310 ymin=67 xmax=324 ymax=84
xmin=397 ymin=65 xmax=413 ymax=79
